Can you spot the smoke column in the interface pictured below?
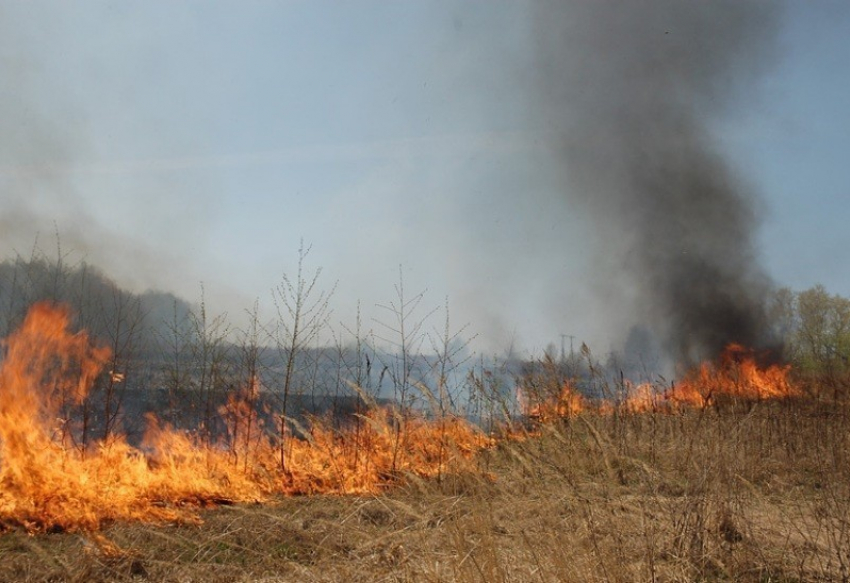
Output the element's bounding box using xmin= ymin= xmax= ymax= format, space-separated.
xmin=532 ymin=1 xmax=782 ymax=365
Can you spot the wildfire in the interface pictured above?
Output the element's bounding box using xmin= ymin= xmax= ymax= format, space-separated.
xmin=526 ymin=343 xmax=797 ymax=419
xmin=0 ymin=303 xmax=489 ymax=532
xmin=666 ymin=343 xmax=796 ymax=407
xmin=0 ymin=303 xmax=799 ymax=533
xmin=523 ymin=381 xmax=585 ymax=422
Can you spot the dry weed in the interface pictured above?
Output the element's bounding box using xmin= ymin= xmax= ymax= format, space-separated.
xmin=0 ymin=400 xmax=847 ymax=582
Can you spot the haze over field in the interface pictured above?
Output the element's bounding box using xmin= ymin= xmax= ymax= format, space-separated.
xmin=1 ymin=2 xmax=848 ymax=358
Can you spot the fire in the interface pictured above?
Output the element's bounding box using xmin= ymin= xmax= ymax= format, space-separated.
xmin=526 ymin=343 xmax=797 ymax=420
xmin=667 ymin=343 xmax=796 ymax=407
xmin=523 ymin=380 xmax=585 ymax=422
xmin=0 ymin=303 xmax=797 ymax=533
xmin=619 ymin=381 xmax=661 ymax=414
xmin=0 ymin=303 xmax=489 ymax=532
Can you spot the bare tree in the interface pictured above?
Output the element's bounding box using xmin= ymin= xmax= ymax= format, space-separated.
xmin=157 ymin=298 xmax=194 ymax=429
xmin=426 ymin=298 xmax=475 ymax=417
xmin=373 ymin=266 xmax=435 ymax=473
xmin=187 ymin=286 xmax=232 ymax=444
xmin=272 ymin=241 xmax=335 ymax=472
xmin=72 ymin=265 xmax=145 ymax=447
xmin=222 ymin=299 xmax=269 ymax=472
xmin=95 ymin=285 xmax=144 ymax=442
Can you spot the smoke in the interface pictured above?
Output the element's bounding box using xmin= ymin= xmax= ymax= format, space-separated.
xmin=0 ymin=3 xmax=100 ymax=261
xmin=0 ymin=4 xmax=223 ymax=309
xmin=532 ymin=1 xmax=783 ymax=364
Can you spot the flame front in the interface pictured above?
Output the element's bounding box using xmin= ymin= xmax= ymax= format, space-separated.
xmin=668 ymin=343 xmax=796 ymax=407
xmin=527 ymin=343 xmax=797 ymax=419
xmin=0 ymin=303 xmax=489 ymax=532
xmin=523 ymin=381 xmax=585 ymax=422
xmin=0 ymin=303 xmax=798 ymax=532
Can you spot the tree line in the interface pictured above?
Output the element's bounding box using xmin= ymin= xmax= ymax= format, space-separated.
xmin=1 ymin=241 xmax=847 ymax=467
xmin=0 ymin=244 xmax=486 ymax=475
xmin=770 ymin=285 xmax=850 ymax=398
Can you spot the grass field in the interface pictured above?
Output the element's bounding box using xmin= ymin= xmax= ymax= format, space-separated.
xmin=2 ymin=398 xmax=848 ymax=582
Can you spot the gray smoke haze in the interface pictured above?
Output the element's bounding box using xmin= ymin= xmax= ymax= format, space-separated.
xmin=532 ymin=1 xmax=783 ymax=365
xmin=0 ymin=6 xmax=222 ymax=308
xmin=0 ymin=3 xmax=797 ymax=361
xmin=0 ymin=5 xmax=101 ymax=261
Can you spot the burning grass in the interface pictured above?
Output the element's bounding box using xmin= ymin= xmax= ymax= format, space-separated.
xmin=3 ymin=302 xmax=848 ymax=581
xmin=0 ymin=303 xmax=803 ymax=534
xmin=0 ymin=303 xmax=490 ymax=532
xmin=525 ymin=342 xmax=797 ymax=420
xmin=1 ymin=401 xmax=849 ymax=582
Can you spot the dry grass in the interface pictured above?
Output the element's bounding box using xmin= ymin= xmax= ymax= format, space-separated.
xmin=1 ymin=398 xmax=849 ymax=582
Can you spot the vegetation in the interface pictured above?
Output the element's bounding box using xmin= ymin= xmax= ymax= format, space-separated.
xmin=770 ymin=285 xmax=850 ymax=398
xmin=1 ymin=243 xmax=850 ymax=581
xmin=0 ymin=399 xmax=848 ymax=582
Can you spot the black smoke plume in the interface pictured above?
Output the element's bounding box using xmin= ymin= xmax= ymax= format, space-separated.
xmin=532 ymin=1 xmax=783 ymax=365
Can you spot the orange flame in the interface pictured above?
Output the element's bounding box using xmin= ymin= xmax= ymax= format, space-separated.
xmin=667 ymin=343 xmax=796 ymax=407
xmin=0 ymin=304 xmax=797 ymax=532
xmin=524 ymin=380 xmax=585 ymax=422
xmin=527 ymin=343 xmax=797 ymax=421
xmin=619 ymin=381 xmax=661 ymax=414
xmin=0 ymin=303 xmax=490 ymax=532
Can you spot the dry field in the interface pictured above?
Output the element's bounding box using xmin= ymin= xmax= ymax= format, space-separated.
xmin=2 ymin=399 xmax=848 ymax=583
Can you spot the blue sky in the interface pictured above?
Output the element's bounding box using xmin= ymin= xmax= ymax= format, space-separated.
xmin=1 ymin=2 xmax=848 ymax=356
xmin=741 ymin=2 xmax=850 ymax=294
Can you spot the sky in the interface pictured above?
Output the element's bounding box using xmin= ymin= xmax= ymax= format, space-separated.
xmin=1 ymin=1 xmax=848 ymax=357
